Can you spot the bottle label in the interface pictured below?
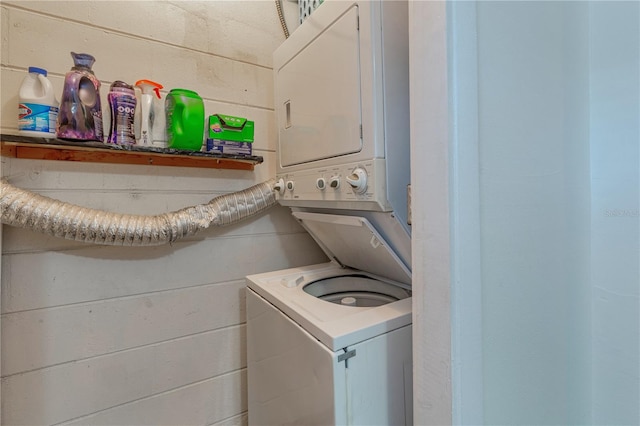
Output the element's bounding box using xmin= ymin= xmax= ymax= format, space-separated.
xmin=107 ymin=94 xmax=135 ymax=144
xmin=19 ymin=103 xmax=59 ymax=134
xmin=94 ymin=111 xmax=104 ymax=140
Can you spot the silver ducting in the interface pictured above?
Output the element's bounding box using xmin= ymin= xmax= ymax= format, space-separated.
xmin=0 ymin=179 xmax=277 ymax=246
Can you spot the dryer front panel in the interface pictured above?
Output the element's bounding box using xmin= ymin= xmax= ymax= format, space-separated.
xmin=273 ymin=0 xmax=410 ymax=221
xmin=276 ymin=5 xmax=362 ymax=168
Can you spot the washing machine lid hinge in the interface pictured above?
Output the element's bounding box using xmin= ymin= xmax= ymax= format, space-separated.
xmin=333 ymin=257 xmax=345 ymax=268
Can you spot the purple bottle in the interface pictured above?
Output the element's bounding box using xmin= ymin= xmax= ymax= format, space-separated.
xmin=56 ymin=52 xmax=103 ymax=141
xmin=107 ymin=81 xmax=136 ymax=145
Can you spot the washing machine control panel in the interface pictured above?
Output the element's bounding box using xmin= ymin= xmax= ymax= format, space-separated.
xmin=276 ymin=159 xmax=391 ymax=212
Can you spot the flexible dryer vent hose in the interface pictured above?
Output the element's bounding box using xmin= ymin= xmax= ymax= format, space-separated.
xmin=0 ymin=179 xmax=277 ymax=246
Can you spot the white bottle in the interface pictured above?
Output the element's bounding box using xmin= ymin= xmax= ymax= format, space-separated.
xmin=134 ymin=79 xmax=164 ymax=147
xmin=18 ymin=67 xmax=59 ymax=139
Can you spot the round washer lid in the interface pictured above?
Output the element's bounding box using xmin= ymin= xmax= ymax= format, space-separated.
xmin=292 ymin=211 xmax=411 ymax=285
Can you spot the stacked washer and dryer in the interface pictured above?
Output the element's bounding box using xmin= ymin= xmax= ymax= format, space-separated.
xmin=246 ymin=1 xmax=412 ymax=424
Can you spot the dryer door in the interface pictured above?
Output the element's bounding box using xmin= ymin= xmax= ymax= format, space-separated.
xmin=275 ymin=4 xmax=362 ymax=167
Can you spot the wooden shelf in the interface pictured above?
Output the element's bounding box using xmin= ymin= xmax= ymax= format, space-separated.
xmin=0 ymin=134 xmax=263 ymax=171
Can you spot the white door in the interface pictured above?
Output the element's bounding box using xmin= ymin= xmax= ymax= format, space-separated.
xmin=275 ymin=5 xmax=362 ymax=168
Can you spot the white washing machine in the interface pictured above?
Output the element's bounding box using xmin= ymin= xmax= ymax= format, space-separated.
xmin=247 ymin=0 xmax=411 ymax=424
xmin=246 ymin=212 xmax=412 ymax=425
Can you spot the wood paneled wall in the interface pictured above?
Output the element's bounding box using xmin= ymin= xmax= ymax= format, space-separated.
xmin=0 ymin=2 xmax=322 ymax=425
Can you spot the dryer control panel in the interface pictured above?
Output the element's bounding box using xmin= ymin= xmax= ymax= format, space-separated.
xmin=275 ymin=159 xmax=392 ymax=212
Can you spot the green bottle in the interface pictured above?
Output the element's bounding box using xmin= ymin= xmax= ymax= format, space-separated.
xmin=165 ymin=89 xmax=205 ymax=151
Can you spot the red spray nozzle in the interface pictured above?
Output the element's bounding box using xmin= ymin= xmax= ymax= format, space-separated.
xmin=135 ymin=79 xmax=163 ymax=99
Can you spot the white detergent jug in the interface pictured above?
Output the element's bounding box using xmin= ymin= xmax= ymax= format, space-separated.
xmin=18 ymin=66 xmax=59 ymax=139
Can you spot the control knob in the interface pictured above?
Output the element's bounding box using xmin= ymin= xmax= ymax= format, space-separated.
xmin=329 ymin=176 xmax=340 ymax=189
xmin=346 ymin=168 xmax=368 ymax=194
xmin=316 ymin=177 xmax=327 ymax=190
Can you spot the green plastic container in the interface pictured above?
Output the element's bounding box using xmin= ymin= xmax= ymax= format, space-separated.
xmin=165 ymin=89 xmax=205 ymax=151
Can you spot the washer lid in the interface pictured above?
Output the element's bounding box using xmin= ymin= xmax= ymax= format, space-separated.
xmin=292 ymin=211 xmax=411 ymax=285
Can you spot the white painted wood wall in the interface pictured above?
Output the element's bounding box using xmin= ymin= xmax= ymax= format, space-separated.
xmin=0 ymin=2 xmax=328 ymax=425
